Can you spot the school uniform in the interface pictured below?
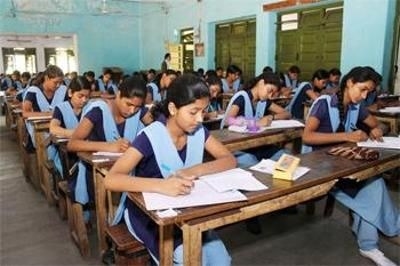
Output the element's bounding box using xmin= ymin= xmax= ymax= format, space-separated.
xmin=123 ymin=121 xmax=231 ymax=265
xmin=147 ymin=81 xmax=165 ymax=103
xmin=48 ymin=101 xmax=83 ymax=177
xmin=71 ymin=100 xmax=148 ymax=206
xmin=306 ymin=95 xmax=400 ymax=251
xmin=23 ymin=85 xmax=68 ymax=150
xmin=286 ymin=82 xmax=313 ymax=120
xmin=95 ymin=78 xmax=118 ymax=94
xmin=221 ymin=78 xmax=240 ymax=93
xmin=282 ymin=73 xmax=299 ymax=91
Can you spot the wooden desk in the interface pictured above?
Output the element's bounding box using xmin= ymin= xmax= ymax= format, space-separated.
xmin=125 ymin=146 xmax=400 ymax=265
xmin=221 ymin=92 xmax=234 ymax=110
xmin=29 ymin=118 xmax=52 ymax=203
xmin=370 ymin=109 xmax=400 ymax=135
xmin=211 ymin=126 xmax=303 ymax=154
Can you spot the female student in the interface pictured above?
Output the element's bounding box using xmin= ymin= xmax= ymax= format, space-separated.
xmin=67 ymin=76 xmax=153 ymax=210
xmin=104 ymin=74 xmax=235 ymax=265
xmin=302 ymin=66 xmax=399 ymax=266
xmin=221 ymin=65 xmax=242 ymax=93
xmin=22 ymin=65 xmax=68 ymax=151
xmin=48 ymin=76 xmax=91 ymax=176
xmin=286 ymin=69 xmax=329 ymax=120
xmin=145 ymin=69 xmax=177 ymax=104
xmin=221 ymin=71 xmax=291 ymax=160
xmin=95 ymin=68 xmax=118 ymax=95
xmin=204 ymin=74 xmax=223 ymax=120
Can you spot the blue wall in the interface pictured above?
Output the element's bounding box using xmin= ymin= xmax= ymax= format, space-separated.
xmin=341 ymin=0 xmax=397 ymax=89
xmin=1 ymin=0 xmax=398 ymax=89
xmin=0 ymin=0 xmax=142 ymax=76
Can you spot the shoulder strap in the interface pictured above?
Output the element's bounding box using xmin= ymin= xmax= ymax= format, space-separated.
xmin=143 ymin=121 xmax=204 ymax=178
xmin=123 ymin=109 xmax=145 ymax=142
xmin=307 ymin=95 xmax=340 ymax=132
xmin=255 ymin=101 xmax=267 ymax=119
xmin=56 ymin=101 xmax=79 ymax=129
xmin=24 ymin=86 xmax=50 ymax=111
xmin=286 ymin=81 xmax=310 ymax=114
xmin=83 ymin=100 xmax=119 ymax=141
xmin=51 ymin=85 xmax=67 ymax=108
xmin=220 ymin=91 xmax=253 ymax=129
xmin=148 ymin=82 xmax=161 ymax=102
xmin=344 ymin=103 xmax=361 ymax=132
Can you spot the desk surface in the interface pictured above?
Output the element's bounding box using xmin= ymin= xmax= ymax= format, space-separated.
xmin=127 ymin=145 xmax=400 ymax=226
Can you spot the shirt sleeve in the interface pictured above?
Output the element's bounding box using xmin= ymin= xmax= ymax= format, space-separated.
xmin=131 ymin=132 xmax=153 ymax=158
xmin=139 ymin=106 xmax=149 ymax=120
xmin=84 ymin=107 xmax=102 ymax=125
xmin=358 ymin=104 xmax=369 ymax=122
xmin=309 ymin=99 xmax=329 ymax=122
xmin=52 ymin=106 xmax=65 ymax=128
xmin=24 ymin=91 xmax=36 ymax=103
xmin=232 ymin=95 xmax=245 ymax=111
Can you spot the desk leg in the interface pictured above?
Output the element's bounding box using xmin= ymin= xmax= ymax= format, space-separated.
xmin=95 ymin=168 xmax=108 ymax=255
xmin=159 ymin=224 xmax=174 ymax=266
xmin=182 ymin=223 xmax=202 ymax=266
xmin=36 ymin=130 xmax=54 ymax=205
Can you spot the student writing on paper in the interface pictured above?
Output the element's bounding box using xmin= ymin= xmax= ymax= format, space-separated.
xmin=22 ymin=65 xmax=68 ymax=152
xmin=302 ymin=66 xmax=400 ymax=266
xmin=67 ymin=76 xmax=153 ymax=224
xmin=48 ymin=76 xmax=91 ymax=178
xmin=105 ymin=74 xmax=235 ymax=265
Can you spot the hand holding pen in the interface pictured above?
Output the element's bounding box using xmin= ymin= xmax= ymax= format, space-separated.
xmin=369 ymin=127 xmax=384 ymax=142
xmin=113 ymin=136 xmax=130 ymax=152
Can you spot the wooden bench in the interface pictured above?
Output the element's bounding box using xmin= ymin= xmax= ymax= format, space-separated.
xmin=105 ymin=223 xmax=149 ymax=265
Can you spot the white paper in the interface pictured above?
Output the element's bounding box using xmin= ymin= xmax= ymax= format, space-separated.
xmin=268 ymin=120 xmax=305 ymax=129
xmin=91 ymin=158 xmax=110 ymax=163
xmin=143 ymin=179 xmax=247 ymax=211
xmin=93 ymin=151 xmax=123 ymax=157
xmin=200 ymin=168 xmax=268 ymax=192
xmin=378 ymin=107 xmax=400 ymax=113
xmin=250 ymin=159 xmax=310 ymax=181
xmin=228 ymin=120 xmax=304 ymax=133
xmin=357 ymin=137 xmax=400 ymax=150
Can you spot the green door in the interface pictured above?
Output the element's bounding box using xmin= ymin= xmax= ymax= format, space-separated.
xmin=215 ymin=19 xmax=256 ymax=82
xmin=276 ymin=4 xmax=343 ymax=81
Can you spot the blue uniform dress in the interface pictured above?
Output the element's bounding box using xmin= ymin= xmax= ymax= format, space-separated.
xmin=124 ymin=122 xmax=231 ymax=266
xmin=286 ymin=82 xmax=313 ymax=120
xmin=230 ymin=91 xmax=282 ymax=161
xmin=23 ymin=85 xmax=68 ymax=151
xmin=69 ymin=102 xmax=148 ymax=204
xmin=308 ymin=96 xmax=400 ymax=251
xmin=49 ymin=101 xmax=82 ymax=176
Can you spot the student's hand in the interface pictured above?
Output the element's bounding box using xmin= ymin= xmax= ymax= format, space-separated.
xmin=112 ymin=138 xmax=130 ymax=152
xmin=161 ymin=177 xmax=194 ymax=196
xmin=369 ymin=127 xmax=383 ymax=142
xmin=346 ymin=130 xmax=368 ymax=143
xmin=258 ymin=115 xmax=273 ymax=127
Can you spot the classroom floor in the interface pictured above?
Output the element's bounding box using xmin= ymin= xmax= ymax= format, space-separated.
xmin=1 ymin=114 xmax=399 ymax=266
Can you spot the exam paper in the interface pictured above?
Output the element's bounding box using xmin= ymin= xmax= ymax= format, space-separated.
xmin=93 ymin=151 xmax=124 ymax=156
xmin=143 ymin=179 xmax=247 ymax=211
xmin=250 ymin=159 xmax=310 ymax=181
xmin=200 ymin=168 xmax=268 ymax=192
xmin=357 ymin=137 xmax=400 ymax=150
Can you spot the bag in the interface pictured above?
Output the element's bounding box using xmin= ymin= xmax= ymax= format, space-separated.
xmin=327 ymin=146 xmax=379 ymax=160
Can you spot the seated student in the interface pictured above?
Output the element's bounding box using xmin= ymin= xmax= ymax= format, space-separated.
xmin=222 ymin=71 xmax=291 ymax=160
xmin=325 ymin=68 xmax=342 ymax=92
xmin=286 ymin=69 xmax=329 ymax=120
xmin=145 ymin=69 xmax=177 ymax=104
xmin=204 ymin=75 xmax=223 ymax=120
xmin=104 ymin=74 xmax=235 ymax=265
xmin=221 ymin=65 xmax=242 ymax=93
xmin=302 ymin=66 xmax=399 ymax=266
xmin=280 ymin=65 xmax=301 ymax=96
xmin=48 ymin=76 xmax=91 ymax=176
xmin=95 ymin=68 xmax=118 ymax=95
xmin=84 ymin=70 xmax=96 ymax=92
xmin=66 ymin=76 xmax=153 ymax=215
xmin=22 ymin=65 xmax=68 ymax=151
xmin=15 ymin=72 xmax=32 ymax=102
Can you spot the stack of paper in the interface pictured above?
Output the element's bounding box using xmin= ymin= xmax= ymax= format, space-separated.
xmin=250 ymin=159 xmax=310 ymax=181
xmin=357 ymin=137 xmax=400 ymax=150
xmin=379 ymin=107 xmax=400 ymax=113
xmin=142 ymin=168 xmax=267 ymax=211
